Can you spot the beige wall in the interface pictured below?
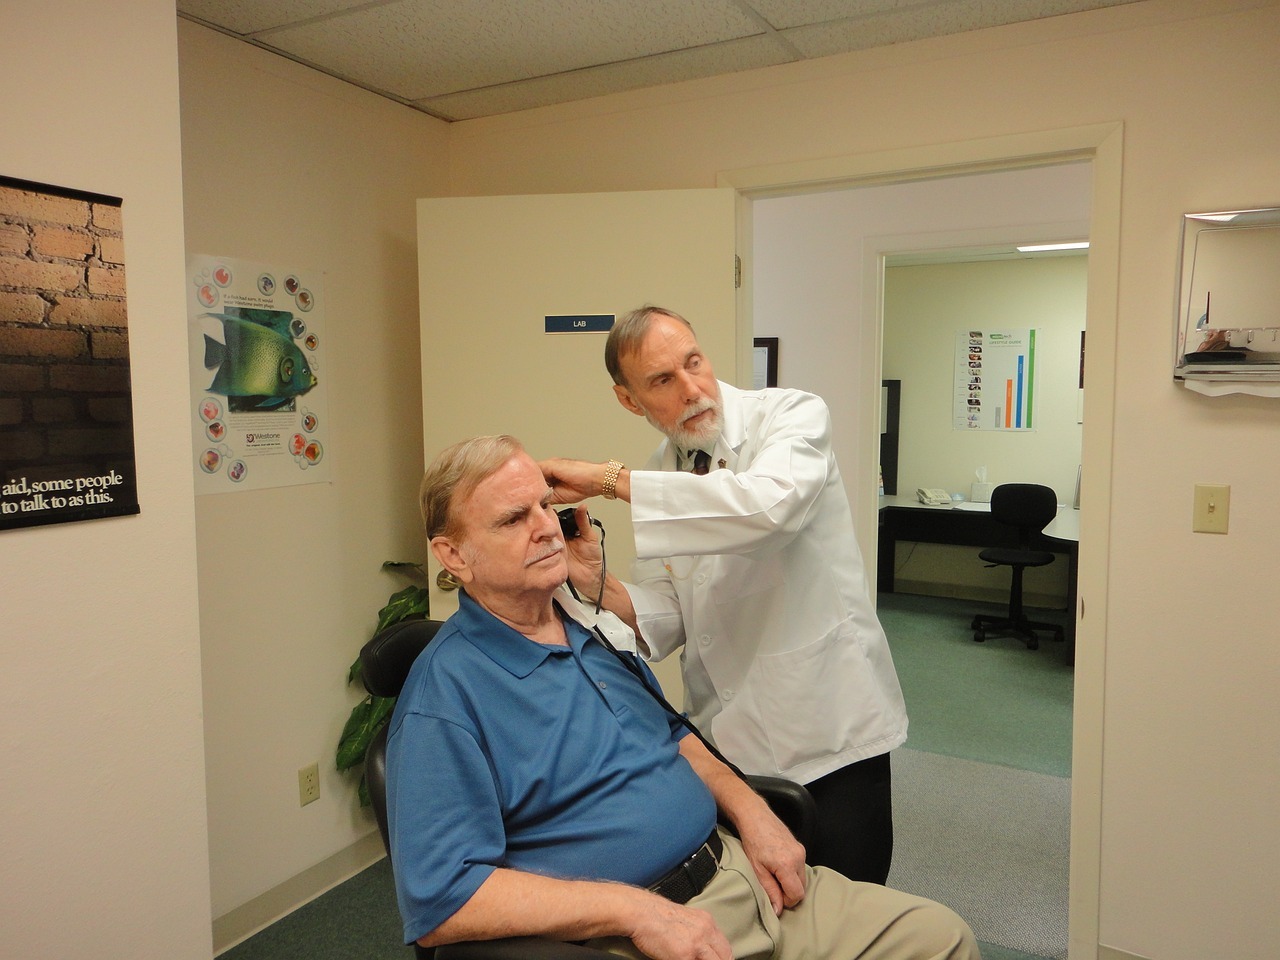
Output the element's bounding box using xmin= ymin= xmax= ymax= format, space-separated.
xmin=176 ymin=22 xmax=449 ymax=934
xmin=7 ymin=3 xmax=1279 ymax=959
xmin=442 ymin=2 xmax=1280 ymax=959
xmin=1 ymin=2 xmax=211 ymax=958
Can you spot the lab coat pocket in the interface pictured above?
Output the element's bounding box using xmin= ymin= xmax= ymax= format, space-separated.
xmin=751 ymin=622 xmax=882 ymax=774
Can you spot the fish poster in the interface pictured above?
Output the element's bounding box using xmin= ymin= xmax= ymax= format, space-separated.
xmin=953 ymin=329 xmax=1039 ymax=431
xmin=186 ymin=254 xmax=331 ymax=493
xmin=1 ymin=175 xmax=141 ymax=532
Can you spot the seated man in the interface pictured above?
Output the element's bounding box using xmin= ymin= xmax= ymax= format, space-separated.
xmin=387 ymin=434 xmax=980 ymax=960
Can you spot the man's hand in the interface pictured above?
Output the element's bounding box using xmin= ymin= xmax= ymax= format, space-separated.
xmin=540 ymin=458 xmax=631 ymax=504
xmin=676 ymin=737 xmax=808 ymax=917
xmin=625 ymin=891 xmax=733 ymax=960
xmin=734 ymin=809 xmax=808 ymax=916
xmin=562 ymin=504 xmax=605 ymax=602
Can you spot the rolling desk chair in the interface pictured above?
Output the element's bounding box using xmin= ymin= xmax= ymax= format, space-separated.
xmin=360 ymin=618 xmax=816 ymax=959
xmin=971 ymin=483 xmax=1066 ymax=651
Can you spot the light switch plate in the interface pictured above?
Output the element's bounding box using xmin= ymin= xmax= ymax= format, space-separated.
xmin=1192 ymin=483 xmax=1230 ymax=534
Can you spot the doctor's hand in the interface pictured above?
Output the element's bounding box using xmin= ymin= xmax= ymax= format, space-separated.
xmin=540 ymin=457 xmax=631 ymax=504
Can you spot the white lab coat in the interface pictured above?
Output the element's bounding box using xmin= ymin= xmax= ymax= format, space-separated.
xmin=625 ymin=382 xmax=908 ymax=784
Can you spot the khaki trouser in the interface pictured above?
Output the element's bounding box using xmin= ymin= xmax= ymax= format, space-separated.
xmin=587 ymin=829 xmax=981 ymax=960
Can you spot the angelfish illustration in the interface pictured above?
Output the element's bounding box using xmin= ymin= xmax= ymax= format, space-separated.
xmin=202 ymin=311 xmax=317 ymax=406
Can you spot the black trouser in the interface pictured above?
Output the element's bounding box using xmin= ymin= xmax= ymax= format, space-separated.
xmin=803 ymin=751 xmax=894 ymax=884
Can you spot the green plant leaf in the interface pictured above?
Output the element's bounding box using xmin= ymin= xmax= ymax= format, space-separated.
xmin=336 ymin=695 xmax=395 ymax=771
xmin=381 ymin=560 xmax=424 ymax=577
xmin=375 ymin=584 xmax=430 ymax=633
xmin=337 ymin=562 xmax=433 ymax=809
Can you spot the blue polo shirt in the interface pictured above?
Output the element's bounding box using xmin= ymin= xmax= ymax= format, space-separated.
xmin=386 ymin=591 xmax=717 ymax=945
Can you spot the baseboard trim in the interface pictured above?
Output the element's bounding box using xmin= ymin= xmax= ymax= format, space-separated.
xmin=1099 ymin=946 xmax=1152 ymax=960
xmin=212 ymin=830 xmax=387 ymax=955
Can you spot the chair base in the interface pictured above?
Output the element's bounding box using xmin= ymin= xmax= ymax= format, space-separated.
xmin=971 ymin=613 xmax=1064 ymax=651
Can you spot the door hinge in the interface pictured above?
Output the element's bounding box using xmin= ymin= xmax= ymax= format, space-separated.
xmin=734 ymin=255 xmax=742 ymax=289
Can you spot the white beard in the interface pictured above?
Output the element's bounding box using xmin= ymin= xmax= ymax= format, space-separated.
xmin=647 ymin=395 xmax=723 ymax=451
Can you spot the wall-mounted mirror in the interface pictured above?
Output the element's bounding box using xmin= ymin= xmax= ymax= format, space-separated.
xmin=1175 ymin=207 xmax=1280 ymax=393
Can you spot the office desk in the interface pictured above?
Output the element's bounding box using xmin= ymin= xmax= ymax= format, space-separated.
xmin=877 ymin=495 xmax=1078 ymax=662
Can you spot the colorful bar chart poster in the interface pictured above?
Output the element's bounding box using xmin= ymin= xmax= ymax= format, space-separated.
xmin=954 ymin=329 xmax=1038 ymax=431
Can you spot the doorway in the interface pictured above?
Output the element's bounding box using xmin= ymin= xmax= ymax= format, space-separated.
xmin=723 ymin=126 xmax=1120 ymax=959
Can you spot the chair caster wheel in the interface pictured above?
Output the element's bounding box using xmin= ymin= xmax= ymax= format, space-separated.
xmin=973 ymin=632 xmax=985 ymax=643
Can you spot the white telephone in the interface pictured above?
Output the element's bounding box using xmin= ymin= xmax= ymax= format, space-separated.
xmin=916 ymin=487 xmax=950 ymax=506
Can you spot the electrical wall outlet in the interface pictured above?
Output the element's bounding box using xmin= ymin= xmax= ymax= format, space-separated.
xmin=298 ymin=762 xmax=320 ymax=806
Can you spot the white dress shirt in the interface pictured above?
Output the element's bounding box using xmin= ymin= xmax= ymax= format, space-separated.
xmin=624 ymin=382 xmax=908 ymax=783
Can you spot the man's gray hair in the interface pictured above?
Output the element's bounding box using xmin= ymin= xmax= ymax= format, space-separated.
xmin=604 ymin=305 xmax=693 ymax=387
xmin=419 ymin=434 xmax=524 ymax=540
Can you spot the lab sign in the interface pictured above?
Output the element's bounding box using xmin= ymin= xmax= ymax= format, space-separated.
xmin=544 ymin=314 xmax=614 ymax=334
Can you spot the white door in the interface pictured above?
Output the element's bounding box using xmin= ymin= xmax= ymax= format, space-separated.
xmin=417 ymin=189 xmax=738 ymax=695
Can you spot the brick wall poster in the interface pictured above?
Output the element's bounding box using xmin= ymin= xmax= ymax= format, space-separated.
xmin=0 ymin=175 xmax=140 ymax=531
xmin=186 ymin=254 xmax=331 ymax=494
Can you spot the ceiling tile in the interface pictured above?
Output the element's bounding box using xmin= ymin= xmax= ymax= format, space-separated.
xmin=176 ymin=0 xmax=367 ymax=35
xmin=780 ymin=0 xmax=1140 ymax=58
xmin=263 ymin=0 xmax=766 ymax=99
xmin=743 ymin=0 xmax=926 ymax=31
xmin=418 ymin=33 xmax=796 ymax=121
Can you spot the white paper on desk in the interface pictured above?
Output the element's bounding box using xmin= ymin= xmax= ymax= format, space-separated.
xmin=952 ymin=501 xmax=992 ymax=512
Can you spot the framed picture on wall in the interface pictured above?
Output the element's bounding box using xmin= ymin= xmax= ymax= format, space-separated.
xmin=753 ymin=337 xmax=778 ymax=388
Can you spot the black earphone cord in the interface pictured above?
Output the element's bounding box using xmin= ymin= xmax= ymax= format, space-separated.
xmin=565 ymin=515 xmax=747 ymax=781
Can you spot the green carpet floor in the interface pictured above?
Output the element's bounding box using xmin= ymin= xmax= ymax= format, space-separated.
xmin=877 ymin=593 xmax=1073 ymax=779
xmin=220 ymin=592 xmax=1074 ymax=960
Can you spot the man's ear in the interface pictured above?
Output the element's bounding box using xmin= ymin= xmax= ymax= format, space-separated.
xmin=430 ymin=535 xmax=473 ymax=585
xmin=613 ymin=383 xmax=645 ymax=418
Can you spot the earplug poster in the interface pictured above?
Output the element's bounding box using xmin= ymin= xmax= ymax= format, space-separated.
xmin=186 ymin=254 xmax=331 ymax=493
xmin=954 ymin=329 xmax=1039 ymax=431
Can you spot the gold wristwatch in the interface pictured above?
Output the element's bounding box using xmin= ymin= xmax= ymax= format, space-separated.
xmin=601 ymin=460 xmax=624 ymax=500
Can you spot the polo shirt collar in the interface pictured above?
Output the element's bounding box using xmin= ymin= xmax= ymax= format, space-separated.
xmin=453 ymin=589 xmax=591 ymax=679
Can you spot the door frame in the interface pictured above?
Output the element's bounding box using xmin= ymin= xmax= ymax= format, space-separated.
xmin=718 ymin=121 xmax=1121 ymax=960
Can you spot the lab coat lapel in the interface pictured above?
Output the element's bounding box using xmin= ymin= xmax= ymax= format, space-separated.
xmin=711 ymin=381 xmax=746 ymax=471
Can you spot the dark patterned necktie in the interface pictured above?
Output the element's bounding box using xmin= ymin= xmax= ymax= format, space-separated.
xmin=692 ymin=450 xmax=711 ymax=475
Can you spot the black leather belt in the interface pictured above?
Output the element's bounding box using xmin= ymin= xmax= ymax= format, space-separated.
xmin=649 ymin=830 xmax=723 ymax=904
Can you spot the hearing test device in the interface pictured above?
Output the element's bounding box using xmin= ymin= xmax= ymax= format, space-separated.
xmin=557 ymin=507 xmax=580 ymax=540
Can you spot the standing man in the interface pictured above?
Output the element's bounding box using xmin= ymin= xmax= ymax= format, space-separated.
xmin=541 ymin=305 xmax=907 ymax=885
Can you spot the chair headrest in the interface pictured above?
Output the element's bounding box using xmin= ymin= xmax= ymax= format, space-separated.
xmin=360 ymin=618 xmax=445 ymax=698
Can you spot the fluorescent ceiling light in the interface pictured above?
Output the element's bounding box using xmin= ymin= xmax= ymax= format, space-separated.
xmin=1016 ymin=241 xmax=1090 ymax=253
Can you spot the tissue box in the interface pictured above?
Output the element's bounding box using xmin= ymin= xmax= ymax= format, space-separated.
xmin=970 ymin=482 xmax=994 ymax=503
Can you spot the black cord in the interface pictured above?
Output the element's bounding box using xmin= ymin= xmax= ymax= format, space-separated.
xmin=564 ymin=514 xmax=607 ymax=614
xmin=591 ymin=625 xmax=746 ymax=781
xmin=568 ymin=512 xmax=746 ymax=779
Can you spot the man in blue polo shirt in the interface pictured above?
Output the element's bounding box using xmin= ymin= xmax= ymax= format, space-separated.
xmin=387 ymin=434 xmax=979 ymax=960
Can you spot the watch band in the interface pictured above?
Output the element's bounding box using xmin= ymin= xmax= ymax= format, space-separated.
xmin=601 ymin=460 xmax=624 ymax=500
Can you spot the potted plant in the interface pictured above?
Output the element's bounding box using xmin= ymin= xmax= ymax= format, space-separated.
xmin=336 ymin=561 xmax=430 ymax=806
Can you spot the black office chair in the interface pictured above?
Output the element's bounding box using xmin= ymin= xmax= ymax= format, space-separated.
xmin=361 ymin=618 xmax=816 ymax=960
xmin=971 ymin=483 xmax=1066 ymax=650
